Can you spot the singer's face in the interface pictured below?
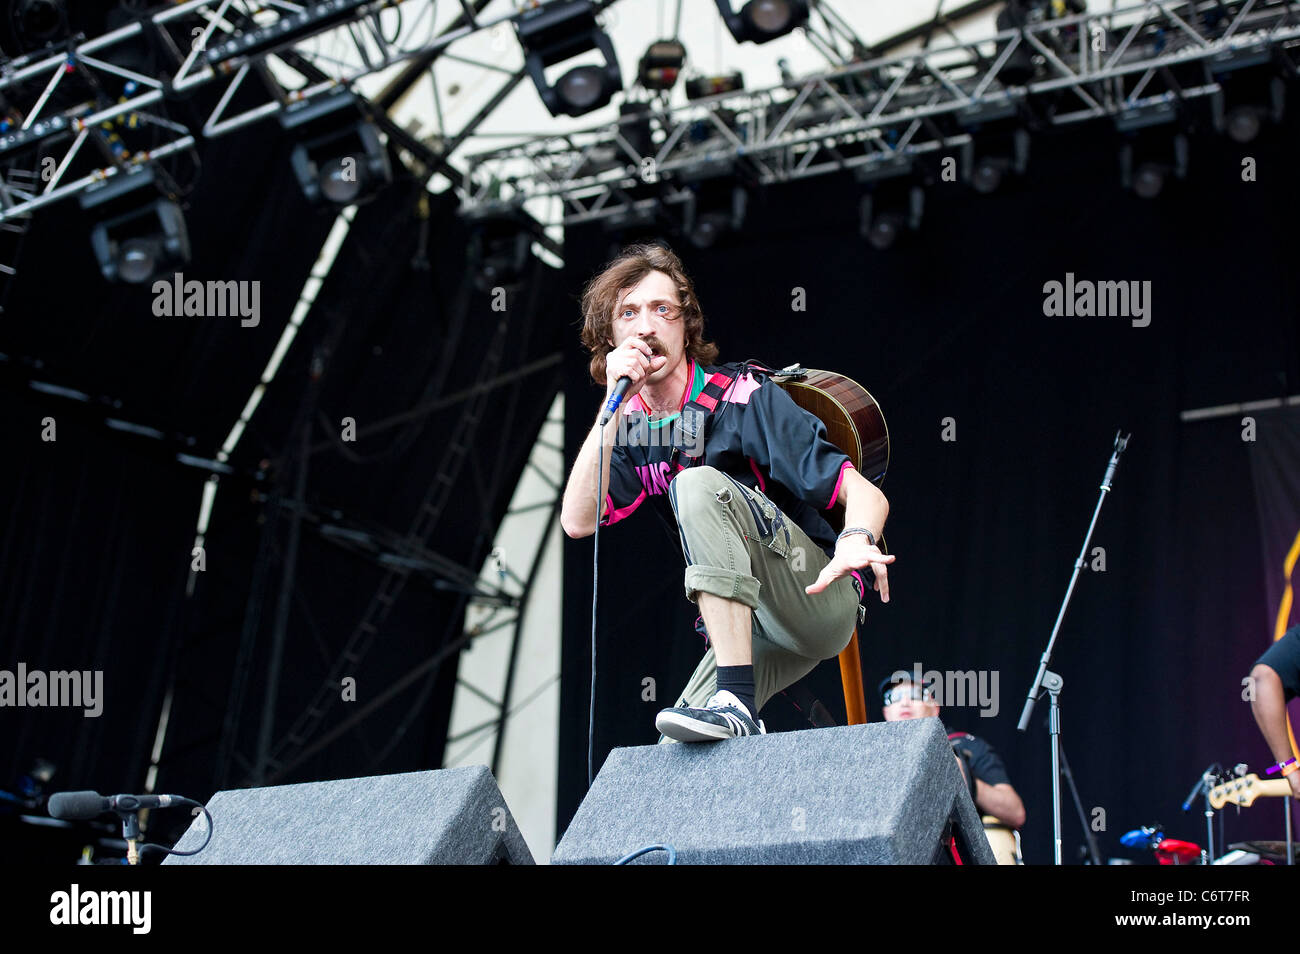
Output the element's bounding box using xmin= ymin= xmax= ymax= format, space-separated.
xmin=610 ymin=270 xmax=686 ymax=382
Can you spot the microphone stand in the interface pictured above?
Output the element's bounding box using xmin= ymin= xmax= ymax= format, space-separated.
xmin=1059 ymin=745 xmax=1104 ymax=864
xmin=1018 ymin=431 xmax=1130 ymax=865
xmin=1203 ymin=767 xmax=1216 ymax=863
xmin=121 ymin=811 xmax=141 ymax=866
xmin=1180 ymin=762 xmax=1221 ymax=864
xmin=1287 ymin=796 xmax=1295 ymax=866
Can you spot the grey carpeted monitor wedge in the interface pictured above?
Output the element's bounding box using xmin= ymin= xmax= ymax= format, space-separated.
xmin=164 ymin=765 xmax=533 ymax=864
xmin=554 ymin=718 xmax=995 ymax=864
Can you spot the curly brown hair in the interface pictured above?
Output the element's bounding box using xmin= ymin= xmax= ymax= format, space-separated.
xmin=578 ymin=243 xmax=719 ymax=385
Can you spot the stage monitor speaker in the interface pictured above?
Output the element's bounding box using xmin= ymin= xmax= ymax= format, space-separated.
xmin=163 ymin=765 xmax=533 ymax=864
xmin=554 ymin=718 xmax=995 ymax=864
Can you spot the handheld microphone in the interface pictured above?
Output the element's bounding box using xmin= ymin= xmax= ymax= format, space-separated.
xmin=48 ymin=791 xmax=199 ymax=820
xmin=597 ymin=376 xmax=632 ymax=427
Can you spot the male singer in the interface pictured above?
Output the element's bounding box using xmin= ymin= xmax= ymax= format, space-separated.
xmin=560 ymin=243 xmax=893 ymax=742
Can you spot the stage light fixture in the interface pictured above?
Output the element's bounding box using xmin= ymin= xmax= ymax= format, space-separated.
xmin=555 ymin=65 xmax=608 ymax=113
xmin=1210 ymin=76 xmax=1285 ymax=145
xmin=857 ymin=187 xmax=924 ymax=251
xmin=79 ymin=166 xmax=190 ymax=284
xmin=515 ymin=0 xmax=622 ymax=118
xmin=714 ymin=0 xmax=809 ymax=45
xmin=1225 ymin=107 xmax=1261 ymax=143
xmin=863 ymin=208 xmax=900 ymax=250
xmin=853 ymin=159 xmax=923 ymax=251
xmin=961 ymin=130 xmax=1029 ymax=195
xmin=15 ymin=0 xmax=65 ymax=42
xmin=681 ymin=184 xmax=747 ymax=249
xmin=685 ymin=71 xmax=744 ymax=101
xmin=971 ymin=159 xmax=1002 ymax=194
xmin=638 ymin=39 xmax=686 ymax=91
xmin=464 ymin=203 xmax=544 ymax=293
xmin=601 ymin=200 xmax=672 ymax=236
xmin=280 ymin=89 xmax=392 ymax=207
xmin=1131 ymin=163 xmax=1164 ymax=199
xmin=1119 ymin=132 xmax=1188 ymax=199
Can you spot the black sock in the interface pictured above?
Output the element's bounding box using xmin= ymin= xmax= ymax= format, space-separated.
xmin=716 ymin=665 xmax=757 ymax=718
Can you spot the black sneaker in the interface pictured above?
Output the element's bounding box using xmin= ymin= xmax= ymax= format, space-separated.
xmin=655 ymin=690 xmax=766 ymax=742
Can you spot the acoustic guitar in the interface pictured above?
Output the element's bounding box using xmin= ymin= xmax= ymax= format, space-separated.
xmin=770 ymin=365 xmax=890 ymax=725
xmin=772 ymin=366 xmax=890 ymax=531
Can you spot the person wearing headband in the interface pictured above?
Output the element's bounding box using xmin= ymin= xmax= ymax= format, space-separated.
xmin=879 ymin=671 xmax=1026 ymax=829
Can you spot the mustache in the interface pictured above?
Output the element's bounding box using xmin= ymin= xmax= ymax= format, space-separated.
xmin=642 ymin=335 xmax=666 ymax=355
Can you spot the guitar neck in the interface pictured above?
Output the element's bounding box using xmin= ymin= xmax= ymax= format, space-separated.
xmin=1252 ymin=778 xmax=1294 ymax=799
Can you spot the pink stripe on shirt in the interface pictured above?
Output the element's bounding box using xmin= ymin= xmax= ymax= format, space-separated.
xmin=602 ymin=489 xmax=646 ymax=526
xmin=827 ymin=460 xmax=854 ymax=509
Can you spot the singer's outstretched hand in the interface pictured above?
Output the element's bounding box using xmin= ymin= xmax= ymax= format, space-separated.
xmin=805 ymin=537 xmax=894 ymax=600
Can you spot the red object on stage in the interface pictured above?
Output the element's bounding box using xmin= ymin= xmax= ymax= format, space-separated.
xmin=1154 ymin=838 xmax=1201 ymax=864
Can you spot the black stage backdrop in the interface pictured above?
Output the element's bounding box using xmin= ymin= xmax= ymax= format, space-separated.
xmin=560 ymin=113 xmax=1300 ymax=864
xmin=1248 ymin=408 xmax=1300 ymax=637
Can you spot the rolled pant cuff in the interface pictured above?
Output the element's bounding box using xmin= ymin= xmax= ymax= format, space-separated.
xmin=684 ymin=565 xmax=761 ymax=608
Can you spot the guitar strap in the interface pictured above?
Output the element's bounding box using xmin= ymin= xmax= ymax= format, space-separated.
xmin=671 ymin=360 xmax=793 ymax=467
xmin=670 ymin=366 xmax=743 ymax=468
xmin=638 ymin=364 xmax=750 ymax=549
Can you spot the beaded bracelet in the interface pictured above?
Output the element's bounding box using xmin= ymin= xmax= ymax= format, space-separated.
xmin=838 ymin=526 xmax=876 ymax=547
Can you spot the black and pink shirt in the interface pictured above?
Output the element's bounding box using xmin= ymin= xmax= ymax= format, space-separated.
xmin=599 ymin=360 xmax=855 ymax=555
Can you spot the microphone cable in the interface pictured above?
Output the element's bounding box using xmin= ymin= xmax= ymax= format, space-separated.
xmin=589 ymin=420 xmax=605 ymax=790
xmin=142 ymin=805 xmax=216 ymax=859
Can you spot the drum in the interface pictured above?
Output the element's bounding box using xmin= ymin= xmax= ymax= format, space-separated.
xmin=982 ymin=815 xmax=1023 ymax=865
xmin=1153 ymin=838 xmax=1201 ymax=865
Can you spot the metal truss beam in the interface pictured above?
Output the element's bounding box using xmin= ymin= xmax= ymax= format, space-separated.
xmin=865 ymin=0 xmax=1004 ymax=58
xmin=441 ymin=393 xmax=563 ymax=778
xmin=489 ymin=479 xmax=562 ymax=776
xmin=256 ymin=256 xmax=554 ymax=778
xmin=0 ymin=0 xmax=617 ymax=223
xmin=459 ymin=0 xmax=1300 ymax=227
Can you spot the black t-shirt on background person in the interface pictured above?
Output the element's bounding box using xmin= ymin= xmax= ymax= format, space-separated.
xmin=1256 ymin=623 xmax=1300 ymax=700
xmin=947 ymin=729 xmax=1013 ymax=788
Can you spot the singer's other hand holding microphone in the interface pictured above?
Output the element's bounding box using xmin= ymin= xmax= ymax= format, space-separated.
xmin=604 ymin=335 xmax=668 ymax=406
